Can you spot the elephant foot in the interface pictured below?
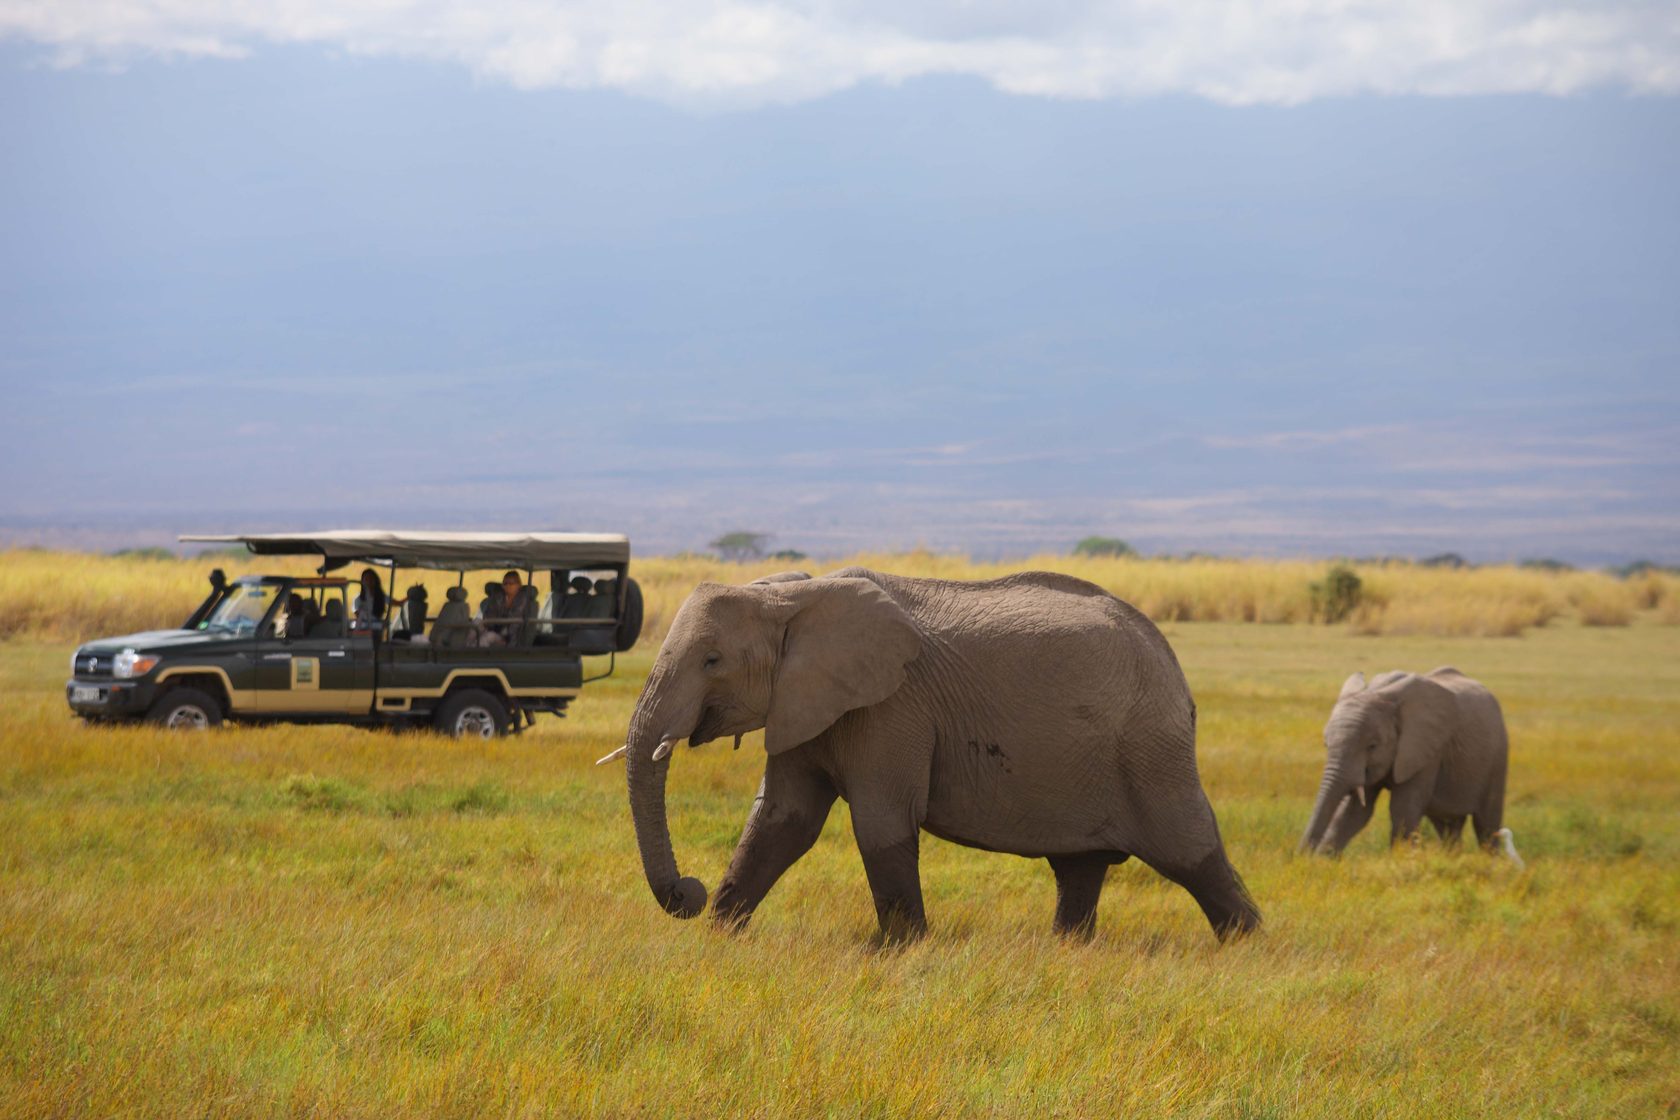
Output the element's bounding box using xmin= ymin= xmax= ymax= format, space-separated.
xmin=869 ymin=910 xmax=928 ymax=949
xmin=1141 ymin=847 xmax=1262 ymax=943
xmin=708 ymin=882 xmax=757 ymax=932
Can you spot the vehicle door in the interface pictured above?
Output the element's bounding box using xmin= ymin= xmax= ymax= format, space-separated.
xmin=253 ymin=584 xmax=372 ymax=715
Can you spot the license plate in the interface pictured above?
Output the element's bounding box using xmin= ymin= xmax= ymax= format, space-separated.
xmin=71 ymin=686 xmax=102 ymax=703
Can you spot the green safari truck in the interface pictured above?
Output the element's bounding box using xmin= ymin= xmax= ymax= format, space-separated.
xmin=66 ymin=530 xmax=642 ymax=738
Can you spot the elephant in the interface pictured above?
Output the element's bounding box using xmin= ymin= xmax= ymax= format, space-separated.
xmin=605 ymin=567 xmax=1260 ymax=943
xmin=1299 ymin=667 xmax=1509 ymax=855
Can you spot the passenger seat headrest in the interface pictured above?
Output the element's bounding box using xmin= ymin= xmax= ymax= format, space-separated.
xmin=570 ymin=576 xmax=592 ymax=593
xmin=323 ymin=599 xmax=344 ymax=619
xmin=446 ymin=586 xmax=470 ymax=602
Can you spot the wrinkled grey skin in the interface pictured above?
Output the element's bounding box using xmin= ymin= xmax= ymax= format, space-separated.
xmin=624 ymin=567 xmax=1259 ymax=943
xmin=1300 ymin=667 xmax=1509 ymax=855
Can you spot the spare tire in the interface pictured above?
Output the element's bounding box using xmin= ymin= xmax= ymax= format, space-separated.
xmin=614 ymin=578 xmax=644 ymax=652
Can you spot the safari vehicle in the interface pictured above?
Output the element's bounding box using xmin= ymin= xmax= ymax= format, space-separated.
xmin=66 ymin=531 xmax=643 ymax=738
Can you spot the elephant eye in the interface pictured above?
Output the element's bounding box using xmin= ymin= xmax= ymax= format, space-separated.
xmin=703 ymin=651 xmax=721 ymax=669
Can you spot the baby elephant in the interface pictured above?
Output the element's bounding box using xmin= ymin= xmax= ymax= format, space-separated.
xmin=1300 ymin=667 xmax=1509 ymax=855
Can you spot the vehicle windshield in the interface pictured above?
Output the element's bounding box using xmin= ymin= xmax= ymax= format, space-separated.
xmin=202 ymin=583 xmax=278 ymax=634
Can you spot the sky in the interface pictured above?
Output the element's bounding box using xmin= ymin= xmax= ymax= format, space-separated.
xmin=1 ymin=2 xmax=1677 ymax=563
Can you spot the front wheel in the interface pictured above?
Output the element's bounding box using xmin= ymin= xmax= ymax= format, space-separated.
xmin=434 ymin=689 xmax=509 ymax=739
xmin=147 ymin=688 xmax=223 ymax=730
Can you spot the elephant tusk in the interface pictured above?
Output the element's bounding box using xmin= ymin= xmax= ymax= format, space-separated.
xmin=733 ymin=733 xmax=743 ymax=751
xmin=1355 ymin=786 xmax=1367 ymax=808
xmin=652 ymin=736 xmax=678 ymax=762
xmin=595 ymin=744 xmax=628 ymax=766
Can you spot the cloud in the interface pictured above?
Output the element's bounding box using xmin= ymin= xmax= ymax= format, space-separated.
xmin=2 ymin=1 xmax=1676 ymax=107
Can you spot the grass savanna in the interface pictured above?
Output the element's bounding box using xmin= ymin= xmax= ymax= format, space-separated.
xmin=3 ymin=546 xmax=1678 ymax=645
xmin=2 ymin=552 xmax=1678 ymax=1116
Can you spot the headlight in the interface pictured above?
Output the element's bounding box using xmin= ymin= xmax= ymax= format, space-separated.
xmin=113 ymin=649 xmax=160 ymax=679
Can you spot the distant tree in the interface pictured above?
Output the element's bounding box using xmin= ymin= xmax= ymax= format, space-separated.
xmin=768 ymin=549 xmax=808 ymax=562
xmin=1310 ymin=565 xmax=1364 ymax=624
xmin=1519 ymin=557 xmax=1575 ymax=572
xmin=1072 ymin=536 xmax=1134 ymax=558
xmin=710 ymin=531 xmax=769 ymax=562
xmin=1420 ymin=552 xmax=1469 ymax=569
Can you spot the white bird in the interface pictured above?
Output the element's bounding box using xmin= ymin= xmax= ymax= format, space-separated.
xmin=1493 ymin=827 xmax=1525 ymax=870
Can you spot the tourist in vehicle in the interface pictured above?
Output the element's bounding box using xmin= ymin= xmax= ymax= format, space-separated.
xmin=353 ymin=568 xmax=386 ymax=630
xmin=280 ymin=593 xmax=311 ymax=640
xmin=487 ymin=570 xmax=537 ymax=646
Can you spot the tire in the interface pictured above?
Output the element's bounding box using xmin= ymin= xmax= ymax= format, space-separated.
xmin=147 ymin=687 xmax=223 ymax=730
xmin=434 ymin=688 xmax=509 ymax=739
xmin=614 ymin=578 xmax=645 ymax=652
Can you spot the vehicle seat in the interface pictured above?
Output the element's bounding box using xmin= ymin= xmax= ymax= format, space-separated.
xmin=394 ymin=585 xmax=428 ymax=639
xmin=309 ymin=598 xmax=346 ymax=639
xmin=585 ymin=578 xmax=617 ymax=619
xmin=559 ymin=576 xmax=594 ymax=618
xmin=566 ymin=577 xmax=617 ymax=654
xmin=431 ymin=586 xmax=473 ymax=648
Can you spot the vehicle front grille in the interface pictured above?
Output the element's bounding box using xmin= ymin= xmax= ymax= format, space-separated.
xmin=74 ymin=653 xmax=114 ymax=678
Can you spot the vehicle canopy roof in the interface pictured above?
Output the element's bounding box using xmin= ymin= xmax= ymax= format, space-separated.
xmin=180 ymin=530 xmax=631 ymax=572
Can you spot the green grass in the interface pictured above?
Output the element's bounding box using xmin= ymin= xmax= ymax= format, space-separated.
xmin=2 ymin=621 xmax=1678 ymax=1117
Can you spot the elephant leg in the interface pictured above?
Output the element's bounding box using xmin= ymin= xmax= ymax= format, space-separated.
xmin=1388 ymin=781 xmax=1431 ymax=845
xmin=850 ymin=803 xmax=926 ymax=943
xmin=1048 ymin=853 xmax=1112 ymax=940
xmin=1128 ymin=792 xmax=1260 ymax=942
xmin=1428 ymin=814 xmax=1467 ymax=846
xmin=1318 ymin=790 xmax=1377 ymax=854
xmin=712 ymin=759 xmax=837 ymax=930
xmin=1471 ymin=777 xmax=1506 ymax=849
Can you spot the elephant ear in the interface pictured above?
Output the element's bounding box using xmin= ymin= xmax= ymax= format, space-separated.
xmin=1384 ymin=674 xmax=1456 ymax=786
xmin=763 ymin=578 xmax=922 ymax=755
xmin=1338 ymin=671 xmax=1367 ymax=700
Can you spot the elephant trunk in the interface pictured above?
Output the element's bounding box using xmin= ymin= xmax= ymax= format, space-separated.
xmin=625 ymin=667 xmax=708 ymax=919
xmin=1299 ymin=761 xmax=1355 ymax=855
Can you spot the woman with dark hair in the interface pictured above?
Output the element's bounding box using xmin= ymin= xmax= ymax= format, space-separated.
xmin=353 ymin=568 xmax=387 ymax=629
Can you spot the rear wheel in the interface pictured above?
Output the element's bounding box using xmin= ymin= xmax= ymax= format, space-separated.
xmin=434 ymin=689 xmax=509 ymax=739
xmin=147 ymin=688 xmax=223 ymax=730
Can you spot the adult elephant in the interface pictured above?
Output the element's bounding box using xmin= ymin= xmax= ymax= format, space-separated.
xmin=602 ymin=567 xmax=1260 ymax=943
xmin=1299 ymin=668 xmax=1509 ymax=855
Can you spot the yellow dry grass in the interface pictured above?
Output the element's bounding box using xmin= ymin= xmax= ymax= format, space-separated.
xmin=2 ymin=548 xmax=1673 ymax=645
xmin=1 ymin=550 xmax=1678 ymax=1117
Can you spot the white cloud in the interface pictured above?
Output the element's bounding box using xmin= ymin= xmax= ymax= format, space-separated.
xmin=2 ymin=1 xmax=1675 ymax=107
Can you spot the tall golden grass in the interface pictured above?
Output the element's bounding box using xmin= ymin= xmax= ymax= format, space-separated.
xmin=3 ymin=547 xmax=1673 ymax=645
xmin=2 ymin=618 xmax=1677 ymax=1116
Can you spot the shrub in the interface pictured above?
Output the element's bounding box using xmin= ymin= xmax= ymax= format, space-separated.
xmin=1072 ymin=536 xmax=1133 ymax=558
xmin=1420 ymin=552 xmax=1469 ymax=569
xmin=709 ymin=532 xmax=768 ymax=561
xmin=1310 ymin=565 xmax=1363 ymax=624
